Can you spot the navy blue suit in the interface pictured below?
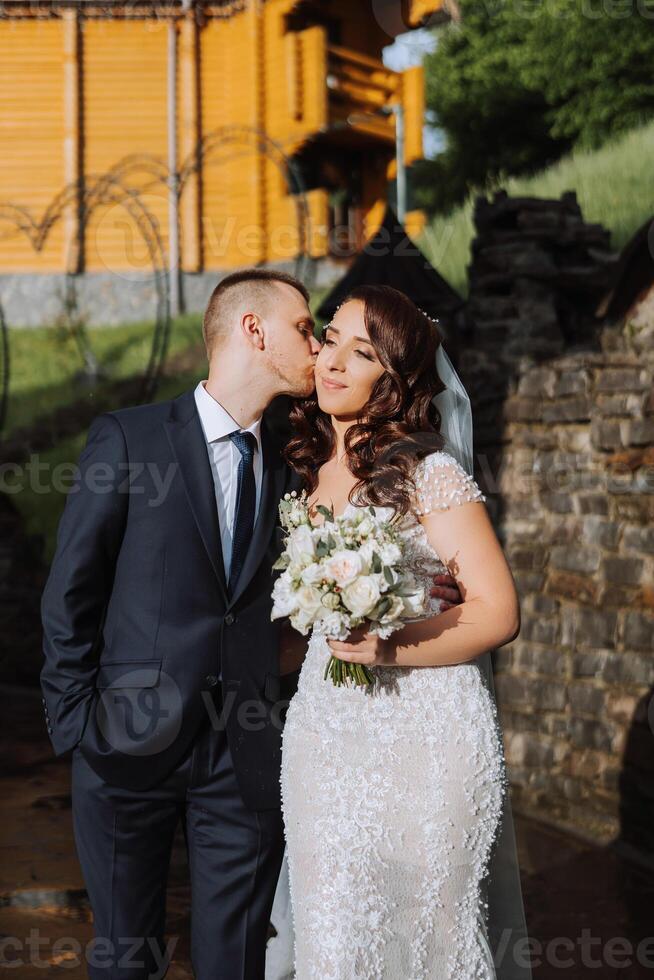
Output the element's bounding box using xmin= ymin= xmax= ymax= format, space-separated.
xmin=40 ymin=387 xmax=301 ymax=978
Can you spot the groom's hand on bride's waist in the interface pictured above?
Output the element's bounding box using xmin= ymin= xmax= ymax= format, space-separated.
xmin=430 ymin=572 xmax=462 ymax=610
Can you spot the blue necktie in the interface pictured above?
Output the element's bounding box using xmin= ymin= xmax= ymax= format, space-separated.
xmin=228 ymin=430 xmax=257 ymax=595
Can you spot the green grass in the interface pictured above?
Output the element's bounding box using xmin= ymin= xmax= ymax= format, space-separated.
xmin=418 ymin=119 xmax=654 ymax=298
xmin=4 ymin=313 xmax=204 ymax=436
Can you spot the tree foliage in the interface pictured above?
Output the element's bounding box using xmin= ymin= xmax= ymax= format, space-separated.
xmin=416 ymin=0 xmax=654 ymax=213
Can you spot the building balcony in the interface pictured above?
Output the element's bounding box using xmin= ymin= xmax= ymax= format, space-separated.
xmin=283 ymin=29 xmax=424 ymax=164
xmin=325 ymin=43 xmax=398 ymax=143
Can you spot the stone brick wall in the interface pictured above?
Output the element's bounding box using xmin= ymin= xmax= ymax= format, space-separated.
xmin=461 ymin=191 xmax=654 ymax=859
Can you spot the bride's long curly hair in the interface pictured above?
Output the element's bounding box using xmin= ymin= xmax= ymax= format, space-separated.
xmin=283 ymin=284 xmax=448 ymax=518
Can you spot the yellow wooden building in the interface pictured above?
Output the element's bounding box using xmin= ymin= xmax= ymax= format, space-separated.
xmin=0 ymin=0 xmax=449 ymax=280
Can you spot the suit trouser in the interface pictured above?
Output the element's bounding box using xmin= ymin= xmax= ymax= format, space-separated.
xmin=70 ymin=693 xmax=285 ymax=980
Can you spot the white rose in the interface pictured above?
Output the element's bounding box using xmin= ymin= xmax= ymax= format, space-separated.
xmin=323 ymin=550 xmax=365 ymax=588
xmin=341 ymin=575 xmax=381 ymax=618
xmin=295 ymin=585 xmax=324 ymax=619
xmin=287 ymin=524 xmax=315 ymax=567
xmin=290 ymin=611 xmax=312 ymax=635
xmin=300 ymin=562 xmax=324 ymax=586
xmin=271 ymin=574 xmax=298 ymax=618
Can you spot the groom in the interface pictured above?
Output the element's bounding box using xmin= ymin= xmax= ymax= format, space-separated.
xmin=40 ymin=268 xmax=463 ymax=979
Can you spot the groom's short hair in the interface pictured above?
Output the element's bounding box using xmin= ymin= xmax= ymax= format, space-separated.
xmin=203 ymin=268 xmax=310 ymax=354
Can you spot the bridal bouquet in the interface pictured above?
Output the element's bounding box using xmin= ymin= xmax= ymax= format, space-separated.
xmin=271 ymin=490 xmax=426 ymax=687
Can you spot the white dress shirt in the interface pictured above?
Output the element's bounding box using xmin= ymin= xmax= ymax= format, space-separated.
xmin=193 ymin=380 xmax=263 ymax=583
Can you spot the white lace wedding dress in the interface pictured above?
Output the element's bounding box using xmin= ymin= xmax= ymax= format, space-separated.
xmin=279 ymin=451 xmax=509 ymax=980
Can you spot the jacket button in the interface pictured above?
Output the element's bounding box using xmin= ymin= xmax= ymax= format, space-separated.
xmin=47 ymin=725 xmax=53 ymax=734
xmin=224 ymin=613 xmax=235 ymax=626
xmin=206 ymin=675 xmax=219 ymax=688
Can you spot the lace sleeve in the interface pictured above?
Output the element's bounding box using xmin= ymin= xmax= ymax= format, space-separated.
xmin=412 ymin=451 xmax=487 ymax=517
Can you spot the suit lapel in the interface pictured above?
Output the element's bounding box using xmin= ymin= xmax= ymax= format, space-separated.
xmin=164 ymin=389 xmax=229 ymax=603
xmin=227 ymin=414 xmax=288 ymax=608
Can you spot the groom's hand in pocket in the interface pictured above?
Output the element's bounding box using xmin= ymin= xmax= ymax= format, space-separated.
xmin=430 ymin=572 xmax=462 ymax=610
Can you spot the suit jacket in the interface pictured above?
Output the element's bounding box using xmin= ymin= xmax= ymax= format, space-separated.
xmin=40 ymin=387 xmax=302 ymax=809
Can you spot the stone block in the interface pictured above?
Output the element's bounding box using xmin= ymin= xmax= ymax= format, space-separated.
xmin=582 ymin=517 xmax=621 ymax=549
xmin=568 ymin=682 xmax=606 ymax=715
xmin=602 ymin=556 xmax=645 ymax=586
xmin=596 ymin=368 xmax=650 ymax=393
xmin=572 ymin=649 xmax=611 ymax=677
xmin=553 ymin=369 xmax=590 ymax=397
xmin=626 ymin=418 xmax=654 ymax=446
xmin=519 ymin=617 xmax=559 ymax=645
xmin=591 ymin=419 xmax=623 ymax=450
xmin=551 ymin=545 xmax=601 ymax=574
xmin=602 ymin=651 xmax=653 ymax=686
xmin=569 ymin=717 xmax=617 ymax=752
xmin=542 ymin=397 xmax=592 ymax=423
xmin=517 ymin=367 xmax=556 ymax=397
xmin=508 ymin=546 xmax=548 ymax=571
xmin=545 ymin=571 xmax=600 ymax=606
xmin=623 ymin=525 xmax=654 ymax=554
xmin=623 ymin=612 xmax=654 ymax=652
xmin=577 ymin=494 xmax=609 ymax=516
xmin=541 ymin=492 xmax=575 ymax=514
xmin=573 ymin=608 xmax=618 ymax=649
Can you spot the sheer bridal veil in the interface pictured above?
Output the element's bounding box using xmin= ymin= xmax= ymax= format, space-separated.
xmin=433 ymin=330 xmax=533 ymax=980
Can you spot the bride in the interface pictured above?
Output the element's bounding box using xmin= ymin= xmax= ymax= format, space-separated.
xmin=275 ymin=284 xmax=531 ymax=979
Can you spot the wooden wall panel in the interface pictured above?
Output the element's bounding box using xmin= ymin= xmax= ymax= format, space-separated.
xmin=200 ymin=10 xmax=264 ymax=268
xmin=83 ymin=19 xmax=169 ymax=277
xmin=0 ymin=20 xmax=66 ymax=273
xmin=0 ymin=4 xmax=429 ymax=275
